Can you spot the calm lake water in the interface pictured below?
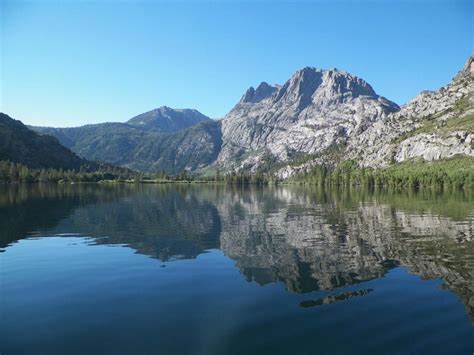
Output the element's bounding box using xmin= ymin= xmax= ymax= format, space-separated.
xmin=1 ymin=184 xmax=473 ymax=354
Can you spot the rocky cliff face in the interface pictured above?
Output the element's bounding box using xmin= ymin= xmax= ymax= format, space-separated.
xmin=268 ymin=57 xmax=474 ymax=178
xmin=343 ymin=55 xmax=474 ymax=168
xmin=218 ymin=68 xmax=399 ymax=171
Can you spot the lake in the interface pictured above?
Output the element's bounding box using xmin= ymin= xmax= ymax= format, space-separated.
xmin=1 ymin=184 xmax=473 ymax=354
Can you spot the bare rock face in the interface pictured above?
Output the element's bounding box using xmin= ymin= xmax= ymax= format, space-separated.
xmin=344 ymin=55 xmax=474 ymax=168
xmin=217 ymin=67 xmax=399 ymax=171
xmin=240 ymin=82 xmax=279 ymax=104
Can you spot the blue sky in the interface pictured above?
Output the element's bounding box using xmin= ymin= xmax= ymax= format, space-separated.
xmin=1 ymin=0 xmax=472 ymax=127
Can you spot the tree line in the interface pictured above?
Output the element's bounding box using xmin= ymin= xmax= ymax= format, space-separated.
xmin=2 ymin=157 xmax=472 ymax=188
xmin=291 ymin=158 xmax=474 ymax=188
xmin=0 ymin=160 xmax=276 ymax=185
xmin=0 ymin=161 xmax=135 ymax=183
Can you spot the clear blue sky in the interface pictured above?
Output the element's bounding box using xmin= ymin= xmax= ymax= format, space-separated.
xmin=1 ymin=0 xmax=472 ymax=127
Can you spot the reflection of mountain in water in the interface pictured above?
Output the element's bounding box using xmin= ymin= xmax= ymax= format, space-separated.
xmin=0 ymin=184 xmax=222 ymax=261
xmin=1 ymin=184 xmax=473 ymax=319
xmin=300 ymin=288 xmax=374 ymax=308
xmin=53 ymin=186 xmax=222 ymax=261
xmin=217 ymin=187 xmax=474 ymax=320
xmin=0 ymin=184 xmax=137 ymax=248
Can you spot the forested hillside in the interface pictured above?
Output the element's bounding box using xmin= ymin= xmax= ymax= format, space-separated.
xmin=0 ymin=113 xmax=85 ymax=169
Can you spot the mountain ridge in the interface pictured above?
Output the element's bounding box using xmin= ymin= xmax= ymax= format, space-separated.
xmin=25 ymin=55 xmax=474 ymax=177
xmin=217 ymin=66 xmax=400 ymax=171
xmin=275 ymin=55 xmax=473 ymax=178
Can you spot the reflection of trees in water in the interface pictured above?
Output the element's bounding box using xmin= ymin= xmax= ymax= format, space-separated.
xmin=55 ymin=187 xmax=222 ymax=261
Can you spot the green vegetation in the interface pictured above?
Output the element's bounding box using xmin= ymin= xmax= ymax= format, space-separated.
xmin=0 ymin=160 xmax=138 ymax=183
xmin=394 ymin=112 xmax=474 ymax=144
xmin=290 ymin=156 xmax=474 ymax=188
xmin=0 ymin=161 xmax=231 ymax=184
xmin=2 ymin=110 xmax=472 ymax=188
xmin=452 ymin=95 xmax=471 ymax=113
xmin=2 ymin=156 xmax=472 ymax=189
xmin=286 ymin=142 xmax=346 ymax=168
xmin=223 ymin=170 xmax=275 ymax=185
xmin=33 ymin=119 xmax=223 ymax=174
xmin=0 ymin=113 xmax=145 ymax=183
xmin=392 ymin=95 xmax=473 ymax=144
xmin=0 ymin=113 xmax=85 ymax=169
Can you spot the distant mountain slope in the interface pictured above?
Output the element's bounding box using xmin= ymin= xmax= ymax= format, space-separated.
xmin=127 ymin=106 xmax=210 ymax=132
xmin=0 ymin=113 xmax=85 ymax=169
xmin=34 ymin=123 xmax=147 ymax=165
xmin=217 ymin=68 xmax=399 ymax=171
xmin=33 ymin=106 xmax=210 ymax=147
xmin=32 ymin=107 xmax=216 ymax=173
xmin=127 ymin=120 xmax=222 ymax=173
xmin=33 ymin=117 xmax=222 ymax=174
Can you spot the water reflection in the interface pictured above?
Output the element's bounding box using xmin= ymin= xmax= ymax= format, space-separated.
xmin=300 ymin=288 xmax=374 ymax=308
xmin=0 ymin=184 xmax=137 ymax=248
xmin=218 ymin=187 xmax=474 ymax=320
xmin=0 ymin=184 xmax=221 ymax=260
xmin=1 ymin=184 xmax=473 ymax=320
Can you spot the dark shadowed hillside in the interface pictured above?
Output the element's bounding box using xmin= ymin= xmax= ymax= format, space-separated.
xmin=0 ymin=113 xmax=85 ymax=169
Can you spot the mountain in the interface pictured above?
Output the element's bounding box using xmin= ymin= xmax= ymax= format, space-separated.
xmin=126 ymin=106 xmax=210 ymax=132
xmin=34 ymin=123 xmax=150 ymax=165
xmin=30 ymin=55 xmax=473 ymax=177
xmin=121 ymin=119 xmax=222 ymax=173
xmin=32 ymin=107 xmax=218 ymax=174
xmin=0 ymin=113 xmax=85 ymax=169
xmin=273 ymin=56 xmax=474 ymax=178
xmin=217 ymin=67 xmax=399 ymax=171
xmin=34 ymin=106 xmax=210 ymax=146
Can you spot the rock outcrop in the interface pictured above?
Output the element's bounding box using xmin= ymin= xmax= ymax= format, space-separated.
xmin=343 ymin=55 xmax=474 ymax=168
xmin=217 ymin=67 xmax=399 ymax=171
